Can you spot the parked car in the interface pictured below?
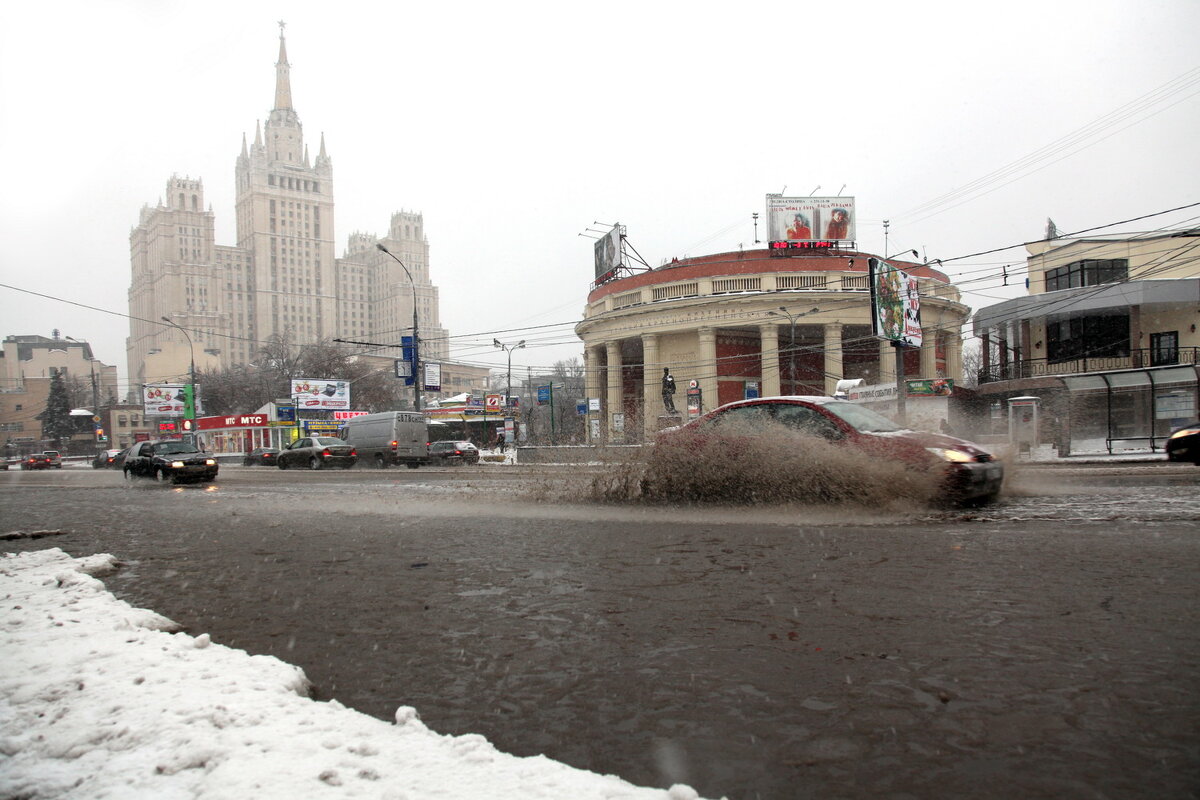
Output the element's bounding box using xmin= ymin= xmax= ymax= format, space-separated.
xmin=123 ymin=440 xmax=218 ymax=483
xmin=92 ymin=449 xmax=124 ymax=469
xmin=277 ymin=436 xmax=357 ymax=470
xmin=428 ymin=440 xmax=481 ymax=465
xmin=42 ymin=450 xmax=62 ymax=469
xmin=649 ymin=396 xmax=1004 ymax=506
xmin=21 ymin=453 xmax=55 ymax=470
xmin=243 ymin=447 xmax=280 ymax=466
xmin=1165 ymin=420 xmax=1200 ymax=464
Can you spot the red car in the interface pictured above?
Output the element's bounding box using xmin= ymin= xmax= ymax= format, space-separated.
xmin=648 ymin=396 xmax=1004 ymax=506
xmin=20 ymin=453 xmax=55 ymax=470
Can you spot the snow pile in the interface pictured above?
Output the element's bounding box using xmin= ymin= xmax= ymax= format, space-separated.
xmin=0 ymin=548 xmax=711 ymax=800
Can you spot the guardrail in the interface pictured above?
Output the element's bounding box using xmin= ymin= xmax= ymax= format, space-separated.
xmin=978 ymin=347 xmax=1199 ymax=384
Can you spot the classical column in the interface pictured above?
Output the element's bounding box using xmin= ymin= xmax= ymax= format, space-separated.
xmin=945 ymin=330 xmax=963 ymax=383
xmin=759 ymin=323 xmax=781 ymax=397
xmin=605 ymin=340 xmax=623 ymax=442
xmin=584 ymin=345 xmax=603 ymax=442
xmin=823 ymin=322 xmax=843 ymax=396
xmin=641 ymin=333 xmax=660 ymax=438
xmin=919 ymin=330 xmax=938 ymax=380
xmin=697 ymin=327 xmax=717 ymax=414
xmin=878 ymin=338 xmax=896 ymax=383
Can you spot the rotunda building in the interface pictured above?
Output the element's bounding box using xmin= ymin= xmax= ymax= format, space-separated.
xmin=575 ymin=248 xmax=969 ymax=441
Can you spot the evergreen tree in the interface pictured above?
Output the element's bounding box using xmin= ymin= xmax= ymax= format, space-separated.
xmin=37 ymin=370 xmax=74 ymax=443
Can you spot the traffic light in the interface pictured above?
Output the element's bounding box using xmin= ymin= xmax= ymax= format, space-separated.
xmin=96 ymin=428 xmax=108 ymax=442
xmin=182 ymin=419 xmax=194 ymax=432
xmin=183 ymin=385 xmax=196 ymax=420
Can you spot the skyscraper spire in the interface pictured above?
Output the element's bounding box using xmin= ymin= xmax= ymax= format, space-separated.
xmin=274 ymin=20 xmax=292 ymax=111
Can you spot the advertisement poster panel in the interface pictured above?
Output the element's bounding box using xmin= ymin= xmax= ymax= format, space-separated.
xmin=290 ymin=378 xmax=351 ymax=410
xmin=766 ymin=196 xmax=856 ymax=243
xmin=593 ymin=224 xmax=622 ymax=280
xmin=143 ymin=384 xmax=187 ymax=416
xmin=868 ymin=257 xmax=923 ymax=347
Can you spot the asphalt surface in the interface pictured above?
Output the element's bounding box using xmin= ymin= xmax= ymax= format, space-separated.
xmin=3 ymin=461 xmax=1198 ymax=799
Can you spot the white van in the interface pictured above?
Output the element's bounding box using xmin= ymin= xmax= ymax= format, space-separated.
xmin=340 ymin=411 xmax=429 ymax=468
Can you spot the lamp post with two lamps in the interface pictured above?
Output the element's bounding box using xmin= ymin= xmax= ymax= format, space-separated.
xmin=493 ymin=338 xmax=526 ymax=407
xmin=160 ymin=316 xmax=197 ymax=442
xmin=767 ymin=306 xmax=819 ymax=394
xmin=376 ymin=243 xmax=422 ymax=411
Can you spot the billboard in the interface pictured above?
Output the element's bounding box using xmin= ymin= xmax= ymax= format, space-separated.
xmin=290 ymin=378 xmax=351 ymax=410
xmin=868 ymin=257 xmax=922 ymax=347
xmin=143 ymin=384 xmax=187 ymax=416
xmin=766 ymin=196 xmax=856 ymax=243
xmin=593 ymin=224 xmax=622 ymax=281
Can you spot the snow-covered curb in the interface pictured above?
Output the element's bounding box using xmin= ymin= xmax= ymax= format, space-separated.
xmin=0 ymin=548 xmax=710 ymax=799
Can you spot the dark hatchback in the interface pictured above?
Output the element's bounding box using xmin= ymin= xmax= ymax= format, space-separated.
xmin=277 ymin=436 xmax=357 ymax=470
xmin=1165 ymin=420 xmax=1200 ymax=464
xmin=123 ymin=440 xmax=219 ymax=483
xmin=243 ymin=447 xmax=280 ymax=466
xmin=20 ymin=453 xmax=55 ymax=470
xmin=428 ymin=440 xmax=481 ymax=465
xmin=653 ymin=396 xmax=1004 ymax=506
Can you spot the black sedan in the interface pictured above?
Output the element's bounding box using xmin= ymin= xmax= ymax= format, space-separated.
xmin=1166 ymin=420 xmax=1200 ymax=464
xmin=243 ymin=447 xmax=280 ymax=466
xmin=277 ymin=436 xmax=357 ymax=470
xmin=122 ymin=440 xmax=218 ymax=483
xmin=92 ymin=449 xmax=125 ymax=469
xmin=428 ymin=441 xmax=481 ymax=465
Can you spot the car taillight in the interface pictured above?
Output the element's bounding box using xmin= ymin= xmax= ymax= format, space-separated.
xmin=350 ymin=449 xmax=357 ymax=457
xmin=390 ymin=440 xmax=398 ymax=449
xmin=454 ymin=449 xmax=462 ymax=455
xmin=322 ymin=448 xmax=332 ymax=457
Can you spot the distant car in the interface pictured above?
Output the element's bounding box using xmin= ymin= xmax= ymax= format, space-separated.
xmin=92 ymin=449 xmax=124 ymax=469
xmin=649 ymin=396 xmax=1004 ymax=506
xmin=1165 ymin=420 xmax=1200 ymax=464
xmin=428 ymin=440 xmax=481 ymax=465
xmin=42 ymin=450 xmax=63 ymax=469
xmin=21 ymin=453 xmax=55 ymax=470
xmin=277 ymin=436 xmax=357 ymax=470
xmin=122 ymin=439 xmax=218 ymax=483
xmin=243 ymin=447 xmax=280 ymax=466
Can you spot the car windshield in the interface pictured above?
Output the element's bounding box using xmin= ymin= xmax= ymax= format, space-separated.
xmin=155 ymin=442 xmax=200 ymax=455
xmin=818 ymin=401 xmax=905 ymax=433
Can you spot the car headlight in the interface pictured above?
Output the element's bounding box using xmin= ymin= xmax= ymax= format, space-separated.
xmin=205 ymin=459 xmax=216 ymax=466
xmin=1169 ymin=428 xmax=1199 ymax=440
xmin=170 ymin=460 xmax=185 ymax=468
xmin=927 ymin=447 xmax=974 ymax=463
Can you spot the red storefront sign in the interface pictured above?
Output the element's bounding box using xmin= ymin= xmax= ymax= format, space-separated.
xmin=197 ymin=414 xmax=271 ymax=430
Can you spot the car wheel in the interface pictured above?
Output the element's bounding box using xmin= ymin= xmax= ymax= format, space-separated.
xmin=406 ymin=461 xmax=420 ymax=469
xmin=309 ymin=456 xmax=322 ymax=470
xmin=374 ymin=453 xmax=387 ymax=469
xmin=154 ymin=468 xmax=171 ymax=484
xmin=123 ymin=467 xmax=133 ymax=481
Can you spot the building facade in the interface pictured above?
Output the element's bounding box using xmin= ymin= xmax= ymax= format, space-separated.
xmin=0 ymin=334 xmax=119 ymax=453
xmin=972 ymin=231 xmax=1199 ymax=453
xmin=575 ymin=249 xmax=969 ymax=441
xmin=126 ymin=29 xmax=447 ymax=392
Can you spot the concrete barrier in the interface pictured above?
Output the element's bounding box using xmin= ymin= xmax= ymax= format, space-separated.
xmin=515 ymin=445 xmax=642 ymax=464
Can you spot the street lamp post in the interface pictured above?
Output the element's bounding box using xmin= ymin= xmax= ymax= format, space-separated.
xmin=767 ymin=306 xmax=819 ymax=394
xmin=493 ymin=338 xmax=526 ymax=406
xmin=376 ymin=243 xmax=421 ymax=411
xmin=160 ymin=316 xmax=197 ymax=442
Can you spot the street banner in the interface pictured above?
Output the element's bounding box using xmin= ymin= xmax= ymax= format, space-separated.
xmin=869 ymin=257 xmax=923 ymax=347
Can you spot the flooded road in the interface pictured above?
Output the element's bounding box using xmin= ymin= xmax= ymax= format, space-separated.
xmin=3 ymin=463 xmax=1198 ymax=799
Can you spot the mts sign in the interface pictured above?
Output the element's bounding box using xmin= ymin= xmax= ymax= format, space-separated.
xmin=197 ymin=414 xmax=270 ymax=430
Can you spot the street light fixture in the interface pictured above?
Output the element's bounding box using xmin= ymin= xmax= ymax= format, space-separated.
xmin=767 ymin=306 xmax=819 ymax=394
xmin=376 ymin=243 xmax=421 ymax=411
xmin=493 ymin=338 xmax=526 ymax=407
xmin=160 ymin=316 xmax=197 ymax=440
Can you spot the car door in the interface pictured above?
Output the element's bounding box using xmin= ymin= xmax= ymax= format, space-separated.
xmin=127 ymin=443 xmax=152 ymax=476
xmin=285 ymin=438 xmax=311 ymax=467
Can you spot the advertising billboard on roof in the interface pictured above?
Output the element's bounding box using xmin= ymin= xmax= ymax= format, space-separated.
xmin=593 ymin=225 xmax=622 ymax=281
xmin=766 ymin=196 xmax=856 ymax=243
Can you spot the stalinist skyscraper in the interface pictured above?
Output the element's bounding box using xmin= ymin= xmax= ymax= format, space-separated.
xmin=127 ymin=24 xmax=446 ymax=390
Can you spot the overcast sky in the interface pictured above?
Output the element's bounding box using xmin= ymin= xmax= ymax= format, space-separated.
xmin=2 ymin=0 xmax=1197 ymax=394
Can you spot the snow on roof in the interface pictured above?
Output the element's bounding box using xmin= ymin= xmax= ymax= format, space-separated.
xmin=0 ymin=548 xmax=709 ymax=800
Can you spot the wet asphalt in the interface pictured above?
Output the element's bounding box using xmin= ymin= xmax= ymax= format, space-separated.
xmin=2 ymin=462 xmax=1198 ymax=799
